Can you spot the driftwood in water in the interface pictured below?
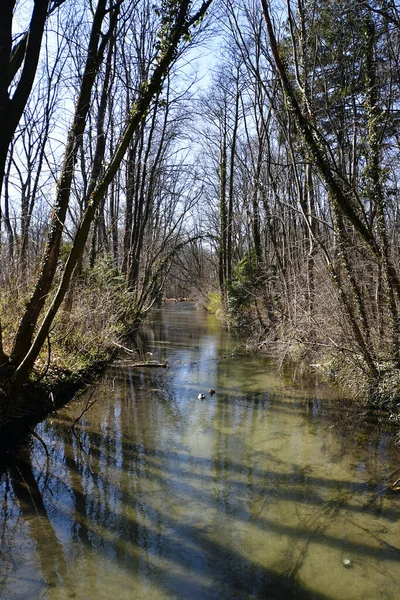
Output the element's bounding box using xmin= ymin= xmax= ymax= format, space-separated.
xmin=130 ymin=362 xmax=168 ymax=368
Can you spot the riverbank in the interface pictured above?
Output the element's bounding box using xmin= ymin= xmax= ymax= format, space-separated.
xmin=0 ymin=261 xmax=143 ymax=453
xmin=203 ymin=291 xmax=400 ymax=415
xmin=0 ymin=351 xmax=114 ymax=457
xmin=251 ymin=335 xmax=400 ymax=415
xmin=0 ymin=299 xmax=181 ymax=454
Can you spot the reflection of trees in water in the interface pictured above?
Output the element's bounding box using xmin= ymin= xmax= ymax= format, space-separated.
xmin=1 ymin=383 xmax=399 ymax=600
xmin=296 ymin=392 xmax=399 ymax=481
xmin=41 ymin=411 xmax=335 ymax=598
xmin=0 ymin=474 xmax=19 ymax=590
xmin=1 ymin=303 xmax=400 ymax=598
xmin=135 ymin=304 xmax=238 ymax=362
xmin=8 ymin=446 xmax=69 ymax=592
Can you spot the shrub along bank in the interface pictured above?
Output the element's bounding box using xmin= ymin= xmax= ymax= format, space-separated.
xmin=0 ymin=257 xmax=143 ymax=452
xmin=205 ymin=280 xmax=400 ymax=417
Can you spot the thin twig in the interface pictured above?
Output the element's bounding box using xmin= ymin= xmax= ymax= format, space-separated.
xmin=112 ymin=340 xmax=137 ymax=354
xmin=31 ymin=430 xmax=49 ymax=458
xmin=71 ymin=389 xmax=97 ymax=444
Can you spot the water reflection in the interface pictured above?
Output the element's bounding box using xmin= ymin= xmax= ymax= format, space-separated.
xmin=1 ymin=304 xmax=400 ymax=599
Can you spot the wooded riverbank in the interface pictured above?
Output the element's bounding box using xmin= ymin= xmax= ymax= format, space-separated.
xmin=2 ymin=293 xmax=400 ymax=456
xmin=2 ymin=0 xmax=400 ymax=442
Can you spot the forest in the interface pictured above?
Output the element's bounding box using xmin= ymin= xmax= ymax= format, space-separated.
xmin=1 ymin=0 xmax=400 ymax=420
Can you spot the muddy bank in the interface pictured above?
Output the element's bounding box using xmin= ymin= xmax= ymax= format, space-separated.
xmin=0 ymin=356 xmax=112 ymax=458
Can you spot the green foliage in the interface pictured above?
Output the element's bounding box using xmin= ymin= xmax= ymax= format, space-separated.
xmin=59 ymin=242 xmax=74 ymax=265
xmin=154 ymin=0 xmax=192 ymax=61
xmin=205 ymin=290 xmax=222 ymax=315
xmin=227 ymin=250 xmax=259 ymax=323
xmin=83 ymin=254 xmax=142 ymax=330
xmin=47 ymin=254 xmax=136 ymax=376
xmin=84 ymin=253 xmax=124 ymax=289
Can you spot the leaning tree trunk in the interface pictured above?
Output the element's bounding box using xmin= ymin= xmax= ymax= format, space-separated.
xmin=14 ymin=0 xmax=214 ymax=385
xmin=363 ymin=11 xmax=400 ymax=366
xmin=10 ymin=0 xmax=112 ymax=367
xmin=0 ymin=0 xmax=50 ymax=365
xmin=218 ymin=123 xmax=228 ymax=304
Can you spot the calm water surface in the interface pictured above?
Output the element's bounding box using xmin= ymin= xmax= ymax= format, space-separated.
xmin=1 ymin=304 xmax=400 ymax=599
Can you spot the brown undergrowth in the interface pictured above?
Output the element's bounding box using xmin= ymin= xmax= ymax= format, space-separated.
xmin=0 ymin=258 xmax=141 ymax=451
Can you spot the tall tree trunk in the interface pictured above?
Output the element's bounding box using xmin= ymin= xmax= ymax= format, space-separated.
xmin=0 ymin=0 xmax=51 ymax=365
xmin=227 ymin=83 xmax=240 ymax=282
xmin=305 ymin=162 xmax=316 ymax=315
xmin=10 ymin=0 xmax=110 ymax=366
xmin=363 ymin=10 xmax=400 ymax=365
xmin=218 ymin=123 xmax=228 ymax=303
xmin=0 ymin=0 xmax=50 ymax=200
xmin=14 ymin=0 xmax=214 ymax=384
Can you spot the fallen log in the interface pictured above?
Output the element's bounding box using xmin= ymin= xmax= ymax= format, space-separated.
xmin=129 ymin=362 xmax=168 ymax=368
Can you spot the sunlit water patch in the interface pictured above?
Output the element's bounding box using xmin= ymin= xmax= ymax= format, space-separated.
xmin=1 ymin=304 xmax=399 ymax=599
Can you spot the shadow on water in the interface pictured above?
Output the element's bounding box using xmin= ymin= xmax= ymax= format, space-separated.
xmin=36 ymin=424 xmax=400 ymax=551
xmin=1 ymin=304 xmax=400 ymax=599
xmin=1 ymin=427 xmax=399 ymax=598
xmin=4 ymin=448 xmax=71 ymax=596
xmin=4 ymin=440 xmax=333 ymax=600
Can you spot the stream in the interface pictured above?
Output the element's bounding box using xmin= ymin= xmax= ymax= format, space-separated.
xmin=1 ymin=303 xmax=400 ymax=599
